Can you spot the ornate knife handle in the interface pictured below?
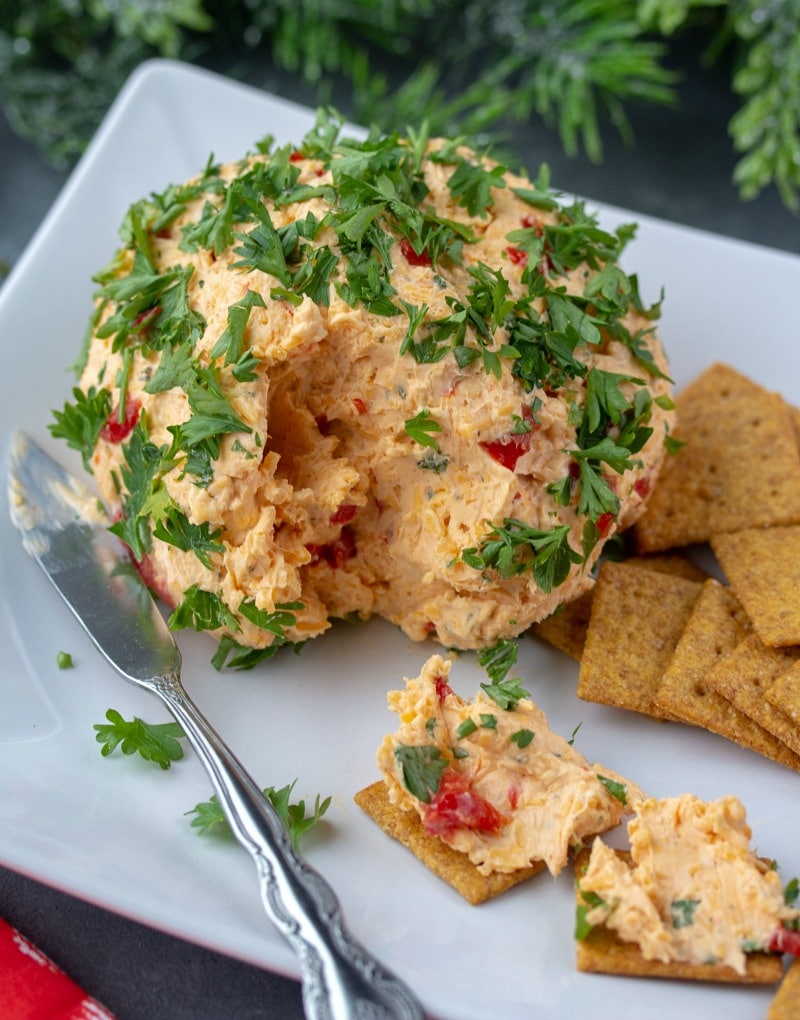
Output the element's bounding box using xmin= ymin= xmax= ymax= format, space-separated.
xmin=152 ymin=672 xmax=425 ymax=1020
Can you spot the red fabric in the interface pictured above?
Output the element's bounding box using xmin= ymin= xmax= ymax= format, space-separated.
xmin=0 ymin=916 xmax=116 ymax=1020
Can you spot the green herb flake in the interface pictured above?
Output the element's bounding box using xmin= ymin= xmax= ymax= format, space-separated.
xmin=670 ymin=898 xmax=701 ymax=929
xmin=456 ymin=717 xmax=478 ymax=739
xmin=510 ymin=728 xmax=534 ymax=749
xmin=477 ymin=638 xmax=518 ymax=685
xmin=404 ymin=409 xmax=443 ymax=449
xmin=575 ymin=887 xmax=609 ymax=941
xmin=596 ymin=774 xmax=628 ymax=805
xmin=480 ymin=675 xmax=530 ymax=711
xmin=56 ymin=651 xmax=74 ymax=669
xmin=393 ymin=744 xmax=448 ymax=803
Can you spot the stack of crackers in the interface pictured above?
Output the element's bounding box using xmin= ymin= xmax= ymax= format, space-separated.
xmin=534 ymin=362 xmax=800 ymax=772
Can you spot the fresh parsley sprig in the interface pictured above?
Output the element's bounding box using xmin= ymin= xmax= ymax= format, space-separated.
xmin=93 ymin=708 xmax=186 ymax=770
xmin=49 ymin=385 xmax=111 ymax=471
xmin=481 ymin=675 xmax=531 ymax=711
xmin=394 ymin=744 xmax=448 ymax=803
xmin=187 ymin=780 xmax=331 ymax=848
xmin=404 ymin=409 xmax=443 ymax=449
xmin=462 ymin=519 xmax=582 ymax=593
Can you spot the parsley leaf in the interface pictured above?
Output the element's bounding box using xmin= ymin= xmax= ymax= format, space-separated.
xmin=404 ymin=409 xmax=443 ymax=449
xmin=209 ymin=289 xmax=266 ymax=365
xmin=237 ymin=599 xmax=303 ymax=641
xmin=394 ymin=744 xmax=448 ymax=803
xmin=670 ymin=898 xmax=701 ymax=929
xmin=511 ymin=729 xmax=534 ymax=749
xmin=187 ymin=780 xmax=331 ymax=849
xmin=443 ymin=155 xmax=507 ymax=217
xmin=210 ymin=635 xmax=296 ymax=671
xmin=596 ymin=774 xmax=628 ymax=805
xmin=49 ymin=386 xmax=111 ymax=471
xmin=477 ymin=638 xmax=519 ymax=685
xmin=231 ymin=200 xmax=291 ymax=284
xmin=457 ymin=718 xmax=478 ymax=739
xmin=575 ymin=888 xmax=608 ymax=941
xmin=107 ymin=419 xmax=165 ymax=562
xmin=168 ymin=585 xmax=240 ymax=633
xmin=93 ymin=708 xmax=185 ymax=770
xmin=152 ymin=505 xmax=224 ymax=569
xmin=480 ymin=675 xmax=531 ymax=711
xmin=461 ymin=518 xmax=582 ymax=593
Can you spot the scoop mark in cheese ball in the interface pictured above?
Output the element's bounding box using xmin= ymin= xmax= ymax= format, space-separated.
xmin=49 ymin=111 xmax=675 ymax=663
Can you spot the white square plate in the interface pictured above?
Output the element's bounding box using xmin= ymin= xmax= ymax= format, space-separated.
xmin=1 ymin=58 xmax=798 ymax=1020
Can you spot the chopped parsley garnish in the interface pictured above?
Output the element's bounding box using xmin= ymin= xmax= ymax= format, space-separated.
xmin=93 ymin=708 xmax=186 ymax=770
xmin=107 ymin=419 xmax=166 ymax=562
xmin=211 ymin=636 xmax=297 ymax=672
xmin=49 ymin=386 xmax=111 ymax=471
xmin=477 ymin=638 xmax=518 ymax=685
xmin=404 ymin=409 xmax=443 ymax=449
xmin=209 ymin=290 xmax=266 ymax=365
xmin=462 ymin=519 xmax=582 ymax=593
xmin=187 ymin=780 xmax=331 ymax=849
xmin=168 ymin=585 xmax=239 ymax=634
xmin=237 ymin=599 xmax=303 ymax=641
xmin=417 ymin=451 xmax=449 ymax=473
xmin=152 ymin=506 xmax=224 ymax=569
xmin=394 ymin=744 xmax=448 ymax=803
xmin=596 ymin=774 xmax=628 ymax=806
xmin=480 ymin=675 xmax=530 ymax=711
xmin=457 ymin=718 xmax=478 ymax=739
xmin=575 ymin=887 xmax=609 ymax=941
xmin=436 ymin=151 xmax=507 ymax=217
xmin=670 ymin=898 xmax=701 ymax=929
xmin=510 ymin=729 xmax=534 ymax=749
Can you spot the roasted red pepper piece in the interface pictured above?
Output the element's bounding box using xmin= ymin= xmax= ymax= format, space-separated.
xmin=422 ymin=767 xmax=507 ymax=838
xmin=400 ymin=237 xmax=432 ymax=267
xmin=479 ymin=405 xmax=538 ymax=471
xmin=767 ymin=925 xmax=800 ymax=957
xmin=100 ymin=398 xmax=140 ymax=443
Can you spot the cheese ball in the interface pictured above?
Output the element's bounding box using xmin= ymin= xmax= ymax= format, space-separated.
xmin=62 ymin=117 xmax=675 ymax=662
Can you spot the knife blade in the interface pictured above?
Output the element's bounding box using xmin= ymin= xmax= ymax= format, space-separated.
xmin=7 ymin=430 xmax=425 ymax=1020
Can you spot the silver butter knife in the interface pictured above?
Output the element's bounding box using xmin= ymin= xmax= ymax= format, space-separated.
xmin=8 ymin=430 xmax=425 ymax=1020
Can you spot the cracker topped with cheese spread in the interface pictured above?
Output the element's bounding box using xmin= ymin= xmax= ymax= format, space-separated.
xmin=575 ymin=793 xmax=800 ymax=981
xmin=53 ymin=113 xmax=674 ymax=662
xmin=370 ymin=653 xmax=634 ymax=879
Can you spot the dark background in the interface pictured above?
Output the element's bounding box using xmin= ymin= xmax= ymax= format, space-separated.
xmin=1 ymin=36 xmax=798 ymax=1020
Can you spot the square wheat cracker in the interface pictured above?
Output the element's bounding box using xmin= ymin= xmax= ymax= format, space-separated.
xmin=577 ymin=561 xmax=702 ymax=718
xmin=711 ymin=526 xmax=800 ymax=647
xmin=353 ymin=781 xmax=544 ymax=905
xmin=633 ymin=363 xmax=800 ymax=553
xmin=654 ymin=580 xmax=800 ymax=770
xmin=704 ymin=635 xmax=800 ymax=756
xmin=574 ymin=849 xmax=784 ymax=984
xmin=767 ymin=958 xmax=800 ymax=1020
xmin=532 ymin=554 xmax=706 ymax=661
xmin=766 ymin=661 xmax=800 ymax=727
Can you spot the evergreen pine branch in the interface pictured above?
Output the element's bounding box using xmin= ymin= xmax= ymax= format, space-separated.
xmin=727 ymin=0 xmax=800 ymax=212
xmin=1 ymin=0 xmax=799 ymax=213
